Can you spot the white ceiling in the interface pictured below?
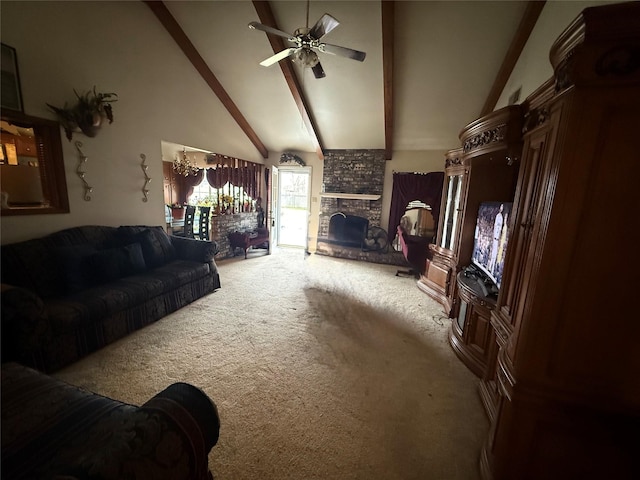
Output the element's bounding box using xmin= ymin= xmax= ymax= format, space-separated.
xmin=161 ymin=1 xmax=530 ymax=158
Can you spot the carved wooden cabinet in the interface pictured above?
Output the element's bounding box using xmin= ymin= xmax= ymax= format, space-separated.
xmin=163 ymin=161 xmax=184 ymax=206
xmin=481 ymin=3 xmax=640 ymax=479
xmin=419 ymin=106 xmax=523 ymax=320
xmin=450 ymin=272 xmax=497 ymax=378
xmin=418 ymin=148 xmax=465 ymax=315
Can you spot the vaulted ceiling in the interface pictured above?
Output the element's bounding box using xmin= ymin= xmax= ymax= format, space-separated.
xmin=149 ymin=1 xmax=544 ymax=161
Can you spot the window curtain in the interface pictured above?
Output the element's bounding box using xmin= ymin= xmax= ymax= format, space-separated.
xmin=206 ymin=166 xmax=229 ymax=189
xmin=387 ymin=171 xmax=445 ymax=242
xmin=180 ymin=169 xmax=204 ymax=204
xmin=205 ymin=164 xmax=263 ymax=198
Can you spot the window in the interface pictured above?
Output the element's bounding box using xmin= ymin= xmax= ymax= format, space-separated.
xmin=188 ymin=176 xmax=256 ymax=214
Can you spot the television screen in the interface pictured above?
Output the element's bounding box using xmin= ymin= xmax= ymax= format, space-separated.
xmin=471 ymin=201 xmax=513 ymax=289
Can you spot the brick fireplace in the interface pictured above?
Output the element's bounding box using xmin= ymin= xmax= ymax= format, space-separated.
xmin=316 ymin=150 xmax=404 ymax=266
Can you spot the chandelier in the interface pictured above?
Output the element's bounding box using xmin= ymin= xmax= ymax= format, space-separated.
xmin=173 ymin=149 xmax=200 ymax=176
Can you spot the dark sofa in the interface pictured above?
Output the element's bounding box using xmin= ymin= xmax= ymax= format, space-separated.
xmin=1 ymin=362 xmax=220 ymax=480
xmin=1 ymin=225 xmax=221 ymax=373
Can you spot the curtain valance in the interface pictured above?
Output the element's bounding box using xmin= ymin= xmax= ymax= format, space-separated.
xmin=205 ymin=164 xmax=262 ymax=199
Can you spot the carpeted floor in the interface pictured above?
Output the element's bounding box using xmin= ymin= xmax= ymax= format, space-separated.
xmin=54 ymin=247 xmax=489 ymax=479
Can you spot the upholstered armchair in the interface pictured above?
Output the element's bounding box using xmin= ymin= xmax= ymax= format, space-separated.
xmin=396 ymin=224 xmax=431 ymax=278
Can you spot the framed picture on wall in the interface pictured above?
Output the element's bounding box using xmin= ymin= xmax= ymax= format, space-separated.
xmin=1 ymin=43 xmax=24 ymax=112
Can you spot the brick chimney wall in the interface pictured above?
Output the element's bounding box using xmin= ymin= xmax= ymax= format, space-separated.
xmin=318 ymin=150 xmax=386 ymax=238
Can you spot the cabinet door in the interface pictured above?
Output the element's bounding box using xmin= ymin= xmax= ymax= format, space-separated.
xmin=498 ymin=108 xmax=561 ymax=346
xmin=439 ymin=172 xmax=465 ymax=251
xmin=463 ymin=301 xmax=494 ymax=361
xmin=163 ymin=183 xmax=172 ymax=206
xmin=163 ymin=161 xmax=173 ymax=182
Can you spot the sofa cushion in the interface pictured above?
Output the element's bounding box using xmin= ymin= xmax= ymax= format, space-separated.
xmin=55 ymin=244 xmax=99 ymax=294
xmin=46 ymin=260 xmax=211 ymax=334
xmin=117 ymin=227 xmax=176 ymax=268
xmin=55 ymin=243 xmax=147 ymax=292
xmin=84 ymin=243 xmax=148 ymax=285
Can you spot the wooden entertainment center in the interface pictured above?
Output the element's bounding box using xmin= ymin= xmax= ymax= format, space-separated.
xmin=418 ymin=104 xmax=523 ymax=322
xmin=422 ymin=3 xmax=640 ymax=478
xmin=481 ymin=4 xmax=640 ymax=477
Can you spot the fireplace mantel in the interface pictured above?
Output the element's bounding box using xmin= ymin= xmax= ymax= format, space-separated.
xmin=320 ymin=192 xmax=381 ymax=201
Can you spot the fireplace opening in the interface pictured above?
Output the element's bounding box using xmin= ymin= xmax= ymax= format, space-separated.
xmin=327 ymin=213 xmax=369 ymax=248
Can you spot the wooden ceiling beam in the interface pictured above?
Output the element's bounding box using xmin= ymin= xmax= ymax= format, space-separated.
xmin=144 ymin=1 xmax=269 ymax=158
xmin=252 ymin=0 xmax=324 ymax=160
xmin=382 ymin=1 xmax=394 ymax=160
xmin=480 ymin=1 xmax=546 ymax=117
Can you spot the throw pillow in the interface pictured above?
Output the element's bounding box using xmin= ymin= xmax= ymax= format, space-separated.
xmin=83 ymin=248 xmax=125 ymax=285
xmin=122 ymin=242 xmax=147 ymax=275
xmin=150 ymin=227 xmax=176 ymax=263
xmin=134 ymin=229 xmax=165 ymax=269
xmin=117 ymin=226 xmax=175 ymax=269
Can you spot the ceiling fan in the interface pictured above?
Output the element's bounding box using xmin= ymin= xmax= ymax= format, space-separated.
xmin=248 ymin=4 xmax=366 ymax=79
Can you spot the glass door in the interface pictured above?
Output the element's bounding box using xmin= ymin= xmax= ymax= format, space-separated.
xmin=276 ymin=167 xmax=311 ymax=248
xmin=440 ymin=173 xmax=463 ymax=250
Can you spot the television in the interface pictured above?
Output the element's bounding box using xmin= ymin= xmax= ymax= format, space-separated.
xmin=470 ymin=201 xmax=513 ymax=289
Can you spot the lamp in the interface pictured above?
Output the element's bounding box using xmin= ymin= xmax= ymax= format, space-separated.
xmin=292 ymin=48 xmax=319 ymax=68
xmin=173 ymin=149 xmax=199 ymax=176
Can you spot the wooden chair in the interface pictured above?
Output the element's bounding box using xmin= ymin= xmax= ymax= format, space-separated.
xmin=175 ymin=205 xmax=196 ymax=238
xmin=196 ymin=206 xmax=211 ymax=240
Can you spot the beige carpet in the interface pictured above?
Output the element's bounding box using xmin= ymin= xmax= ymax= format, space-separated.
xmin=55 ymin=247 xmax=489 ymax=479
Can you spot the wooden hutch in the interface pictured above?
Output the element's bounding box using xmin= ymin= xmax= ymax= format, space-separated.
xmin=480 ymin=3 xmax=640 ymax=479
xmin=417 ymin=147 xmax=464 ymax=316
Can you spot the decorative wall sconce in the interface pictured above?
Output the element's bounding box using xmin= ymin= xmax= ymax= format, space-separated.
xmin=74 ymin=141 xmax=92 ymax=201
xmin=141 ymin=153 xmax=151 ymax=202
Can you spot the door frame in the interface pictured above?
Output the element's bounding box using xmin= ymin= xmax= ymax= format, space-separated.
xmin=274 ymin=165 xmax=312 ymax=249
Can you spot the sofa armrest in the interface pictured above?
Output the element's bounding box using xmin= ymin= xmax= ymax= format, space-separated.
xmin=143 ymin=382 xmax=220 ymax=452
xmin=170 ymin=236 xmax=219 ymax=263
xmin=1 ymin=284 xmax=52 ymax=363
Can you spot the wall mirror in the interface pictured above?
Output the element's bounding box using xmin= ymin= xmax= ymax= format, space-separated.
xmin=0 ymin=109 xmax=69 ymax=216
xmin=400 ymin=201 xmax=436 ymax=240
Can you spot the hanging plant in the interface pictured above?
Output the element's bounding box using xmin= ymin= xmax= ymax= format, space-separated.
xmin=47 ymin=87 xmax=118 ymax=141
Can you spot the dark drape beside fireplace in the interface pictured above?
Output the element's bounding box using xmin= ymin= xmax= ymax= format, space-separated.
xmin=388 ymin=172 xmax=445 ymax=242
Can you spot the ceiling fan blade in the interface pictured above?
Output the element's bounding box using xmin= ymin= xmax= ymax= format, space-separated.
xmin=309 ymin=13 xmax=340 ymax=40
xmin=249 ymin=21 xmax=295 ymax=42
xmin=319 ymin=43 xmax=366 ymax=62
xmin=259 ymin=47 xmax=299 ymax=67
xmin=312 ymin=62 xmax=326 ymax=79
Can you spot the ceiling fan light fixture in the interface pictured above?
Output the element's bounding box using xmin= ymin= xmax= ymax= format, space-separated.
xmin=293 ymin=48 xmax=319 ymax=68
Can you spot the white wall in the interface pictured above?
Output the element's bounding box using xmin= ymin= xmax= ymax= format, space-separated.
xmin=0 ymin=1 xmax=265 ymax=244
xmin=495 ymin=0 xmax=621 ymax=109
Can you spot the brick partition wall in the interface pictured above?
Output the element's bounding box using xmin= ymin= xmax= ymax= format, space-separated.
xmin=211 ymin=212 xmax=259 ymax=259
